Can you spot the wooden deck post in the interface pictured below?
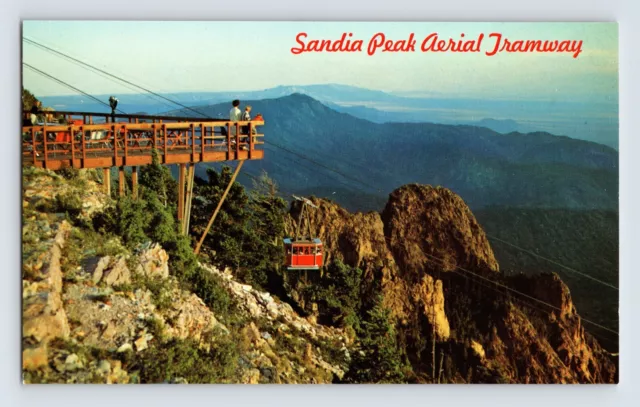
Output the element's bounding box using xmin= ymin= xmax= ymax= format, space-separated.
xmin=131 ymin=166 xmax=139 ymax=200
xmin=178 ymin=163 xmax=186 ymax=221
xmin=103 ymin=168 xmax=111 ymax=197
xmin=118 ymin=167 xmax=125 ymax=197
xmin=182 ymin=164 xmax=195 ymax=235
xmin=194 ymin=160 xmax=244 ymax=255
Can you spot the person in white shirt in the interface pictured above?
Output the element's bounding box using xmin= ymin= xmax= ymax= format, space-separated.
xmin=228 ymin=99 xmax=242 ymax=144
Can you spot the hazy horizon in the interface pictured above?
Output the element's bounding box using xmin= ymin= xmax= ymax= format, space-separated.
xmin=22 ymin=21 xmax=619 ymax=148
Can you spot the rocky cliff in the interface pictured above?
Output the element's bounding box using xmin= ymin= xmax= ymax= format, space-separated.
xmin=22 ymin=168 xmax=348 ymax=384
xmin=284 ymin=184 xmax=617 ymax=383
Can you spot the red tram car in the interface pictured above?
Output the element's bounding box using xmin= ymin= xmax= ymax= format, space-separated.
xmin=283 ymin=195 xmax=324 ymax=271
xmin=284 ymin=238 xmax=323 ymax=270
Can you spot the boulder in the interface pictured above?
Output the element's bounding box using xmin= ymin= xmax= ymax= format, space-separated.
xmin=164 ymin=292 xmax=228 ymax=342
xmin=135 ymin=243 xmax=169 ymax=279
xmin=101 ymin=257 xmax=131 ymax=286
xmin=83 ymin=256 xmax=111 ymax=284
xmin=22 ymin=345 xmax=49 ymax=371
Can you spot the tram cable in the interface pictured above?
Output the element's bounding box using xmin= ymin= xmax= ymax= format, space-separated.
xmin=420 ymin=251 xmax=618 ymax=336
xmin=23 ymin=62 xmax=128 ymax=115
xmin=485 ymin=234 xmax=619 ymax=291
xmin=23 ymin=37 xmax=383 ymax=194
xmin=25 ymin=37 xmax=177 ymax=113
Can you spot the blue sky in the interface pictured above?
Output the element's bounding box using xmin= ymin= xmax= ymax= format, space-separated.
xmin=22 ymin=21 xmax=618 ymax=104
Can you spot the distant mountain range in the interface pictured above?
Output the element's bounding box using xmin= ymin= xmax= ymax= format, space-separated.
xmin=38 ymin=83 xmax=618 ymax=148
xmin=168 ymin=93 xmax=618 ymax=213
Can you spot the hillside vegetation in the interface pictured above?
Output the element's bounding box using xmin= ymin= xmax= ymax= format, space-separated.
xmin=22 ymin=164 xmax=350 ymax=384
xmin=22 ymin=161 xmax=617 ymax=384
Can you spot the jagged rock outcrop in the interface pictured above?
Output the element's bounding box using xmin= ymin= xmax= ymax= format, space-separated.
xmin=286 ymin=184 xmax=616 ymax=383
xmin=382 ymin=184 xmax=499 ymax=276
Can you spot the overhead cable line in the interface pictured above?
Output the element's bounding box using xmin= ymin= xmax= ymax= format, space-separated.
xmin=23 ymin=62 xmax=127 ymax=114
xmin=421 ymin=251 xmax=619 ymax=336
xmin=486 ymin=234 xmax=619 ymax=291
xmin=23 ymin=37 xmax=207 ymax=119
xmin=23 ymin=37 xmax=382 ymax=194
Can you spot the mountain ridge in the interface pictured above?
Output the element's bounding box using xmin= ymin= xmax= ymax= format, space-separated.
xmin=170 ymin=93 xmax=618 ymax=212
xmin=37 ymin=82 xmax=618 ymax=148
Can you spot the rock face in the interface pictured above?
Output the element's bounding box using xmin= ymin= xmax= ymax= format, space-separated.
xmin=286 ymin=184 xmax=616 ymax=383
xmin=23 ymin=222 xmax=71 ymax=371
xmin=382 ymin=185 xmax=499 ymax=276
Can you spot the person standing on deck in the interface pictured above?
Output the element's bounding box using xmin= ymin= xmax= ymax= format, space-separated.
xmin=229 ymin=99 xmax=242 ymax=142
xmin=109 ymin=96 xmax=118 ymax=122
xmin=240 ymin=105 xmax=254 ymax=150
xmin=230 ymin=99 xmax=242 ymax=122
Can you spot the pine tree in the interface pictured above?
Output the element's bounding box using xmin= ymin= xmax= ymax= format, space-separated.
xmin=139 ymin=149 xmax=177 ymax=207
xmin=343 ymin=295 xmax=408 ymax=383
xmin=22 ymin=87 xmax=40 ymax=111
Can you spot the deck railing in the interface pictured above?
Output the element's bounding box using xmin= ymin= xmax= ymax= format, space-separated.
xmin=22 ymin=111 xmax=264 ymax=169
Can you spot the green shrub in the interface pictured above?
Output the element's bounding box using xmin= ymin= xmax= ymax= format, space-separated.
xmin=93 ymin=154 xmax=235 ymax=323
xmin=135 ymin=337 xmax=239 ymax=383
xmin=54 ymin=192 xmax=83 ymax=219
xmin=56 ymin=167 xmax=81 ymax=181
xmin=93 ymin=196 xmax=149 ymax=247
xmin=141 ymin=275 xmax=174 ymax=312
xmin=301 ymin=259 xmax=363 ymax=330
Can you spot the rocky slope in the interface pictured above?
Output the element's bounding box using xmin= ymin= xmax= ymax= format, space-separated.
xmin=22 ymin=167 xmax=617 ymax=384
xmin=22 ymin=168 xmax=348 ymax=384
xmin=285 ymin=184 xmax=617 ymax=383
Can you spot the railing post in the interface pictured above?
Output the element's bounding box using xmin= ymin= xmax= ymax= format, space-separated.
xmin=43 ymin=125 xmax=48 ymax=169
xmin=152 ymin=124 xmax=157 ymax=151
xmin=163 ymin=123 xmax=168 ymax=163
xmin=70 ymin=125 xmax=75 ymax=166
xmin=81 ymin=126 xmax=86 ymax=164
xmin=200 ymin=123 xmax=205 ymax=159
xmin=248 ymin=122 xmax=253 ymax=159
xmin=112 ymin=125 xmax=118 ymax=165
xmin=124 ymin=126 xmax=128 ymax=165
xmin=226 ymin=123 xmax=231 ymax=159
xmin=190 ymin=123 xmax=195 ymax=161
xmin=235 ymin=123 xmax=240 ymax=157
